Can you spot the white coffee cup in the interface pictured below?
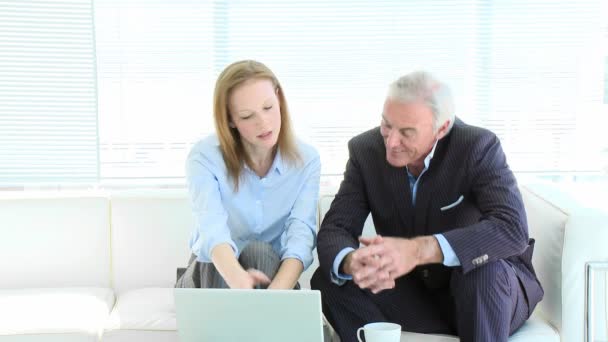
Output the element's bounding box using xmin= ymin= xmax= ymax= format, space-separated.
xmin=356 ymin=322 xmax=401 ymax=342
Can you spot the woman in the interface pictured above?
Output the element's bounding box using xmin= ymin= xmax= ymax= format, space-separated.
xmin=176 ymin=60 xmax=320 ymax=290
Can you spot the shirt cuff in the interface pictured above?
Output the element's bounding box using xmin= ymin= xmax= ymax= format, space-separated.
xmin=434 ymin=234 xmax=461 ymax=267
xmin=330 ymin=247 xmax=355 ymax=285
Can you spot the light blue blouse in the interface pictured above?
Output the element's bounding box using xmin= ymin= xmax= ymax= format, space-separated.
xmin=186 ymin=135 xmax=321 ymax=269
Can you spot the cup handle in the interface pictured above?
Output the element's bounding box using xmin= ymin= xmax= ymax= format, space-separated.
xmin=356 ymin=327 xmax=364 ymax=342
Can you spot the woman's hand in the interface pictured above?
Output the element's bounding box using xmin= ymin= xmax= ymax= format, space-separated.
xmin=227 ymin=268 xmax=271 ymax=289
xmin=267 ymin=258 xmax=303 ymax=290
xmin=211 ymin=243 xmax=271 ymax=289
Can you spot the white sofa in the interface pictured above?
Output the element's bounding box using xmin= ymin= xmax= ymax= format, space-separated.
xmin=0 ymin=183 xmax=606 ymax=341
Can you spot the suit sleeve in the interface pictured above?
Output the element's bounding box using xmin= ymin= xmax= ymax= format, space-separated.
xmin=316 ymin=139 xmax=371 ymax=278
xmin=442 ymin=133 xmax=529 ymax=274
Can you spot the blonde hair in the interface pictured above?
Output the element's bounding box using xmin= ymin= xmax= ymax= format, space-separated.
xmin=213 ymin=60 xmax=300 ymax=190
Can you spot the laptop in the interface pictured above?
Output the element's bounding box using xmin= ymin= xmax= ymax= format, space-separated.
xmin=174 ymin=288 xmax=324 ymax=342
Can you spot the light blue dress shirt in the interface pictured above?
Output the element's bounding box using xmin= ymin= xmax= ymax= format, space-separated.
xmin=331 ymin=140 xmax=460 ymax=284
xmin=186 ymin=135 xmax=321 ymax=270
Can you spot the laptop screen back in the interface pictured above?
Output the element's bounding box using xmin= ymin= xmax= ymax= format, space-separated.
xmin=174 ymin=288 xmax=324 ymax=342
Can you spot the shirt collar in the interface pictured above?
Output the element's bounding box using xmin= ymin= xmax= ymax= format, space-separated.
xmin=270 ymin=149 xmax=284 ymax=175
xmin=423 ymin=139 xmax=439 ymax=169
xmin=406 ymin=139 xmax=439 ymax=175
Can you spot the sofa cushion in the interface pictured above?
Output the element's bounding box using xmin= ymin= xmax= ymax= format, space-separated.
xmin=105 ymin=288 xmax=175 ymax=331
xmin=110 ymin=193 xmax=193 ymax=295
xmin=0 ymin=196 xmax=111 ymax=288
xmin=105 ymin=288 xmax=557 ymax=342
xmin=397 ymin=315 xmax=558 ymax=341
xmin=0 ymin=287 xmax=114 ymax=336
xmin=0 ymin=333 xmax=100 ymax=342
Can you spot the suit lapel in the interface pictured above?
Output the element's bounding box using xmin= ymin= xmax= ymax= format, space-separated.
xmin=413 ymin=175 xmax=431 ymax=234
xmin=385 ymin=163 xmax=414 ymax=230
xmin=413 ymin=136 xmax=448 ymax=234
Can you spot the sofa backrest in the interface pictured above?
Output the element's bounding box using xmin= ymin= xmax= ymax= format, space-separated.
xmin=110 ymin=191 xmax=193 ymax=295
xmin=0 ymin=195 xmax=111 ymax=288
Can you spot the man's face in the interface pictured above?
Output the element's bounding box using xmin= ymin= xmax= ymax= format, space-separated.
xmin=380 ymin=98 xmax=446 ymax=168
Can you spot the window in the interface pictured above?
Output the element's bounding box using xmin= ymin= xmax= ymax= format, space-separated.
xmin=604 ymin=57 xmax=608 ymax=105
xmin=94 ymin=0 xmax=608 ymax=184
xmin=95 ymin=0 xmax=216 ymax=183
xmin=2 ymin=0 xmax=607 ymax=188
xmin=0 ymin=0 xmax=98 ymax=186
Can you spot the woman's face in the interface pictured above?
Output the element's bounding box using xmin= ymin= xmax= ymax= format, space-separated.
xmin=228 ymin=78 xmax=281 ymax=155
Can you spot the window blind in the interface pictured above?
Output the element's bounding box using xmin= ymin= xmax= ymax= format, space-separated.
xmin=475 ymin=0 xmax=607 ymax=173
xmin=94 ymin=0 xmax=607 ymax=182
xmin=95 ymin=0 xmax=216 ymax=181
xmin=0 ymin=0 xmax=98 ymax=186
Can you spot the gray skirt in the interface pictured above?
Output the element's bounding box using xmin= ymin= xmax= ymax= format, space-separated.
xmin=175 ymin=241 xmax=298 ymax=289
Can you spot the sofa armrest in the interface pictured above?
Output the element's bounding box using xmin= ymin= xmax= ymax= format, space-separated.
xmin=523 ymin=183 xmax=608 ymax=342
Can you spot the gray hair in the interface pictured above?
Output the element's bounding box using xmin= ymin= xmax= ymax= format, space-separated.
xmin=387 ymin=71 xmax=455 ymax=133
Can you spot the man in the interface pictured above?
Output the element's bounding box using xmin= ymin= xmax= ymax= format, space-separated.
xmin=311 ymin=71 xmax=543 ymax=342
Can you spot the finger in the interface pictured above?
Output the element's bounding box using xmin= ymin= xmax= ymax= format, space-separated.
xmin=355 ymin=275 xmax=378 ymax=290
xmin=352 ymin=244 xmax=386 ymax=262
xmin=347 ymin=256 xmax=368 ymax=274
xmin=247 ymin=269 xmax=271 ymax=284
xmin=370 ymin=279 xmax=396 ymax=294
xmin=360 ymin=249 xmax=396 ymax=269
xmin=377 ymin=261 xmax=398 ymax=278
xmin=359 ymin=252 xmax=395 ymax=269
xmin=355 ymin=252 xmax=377 ymax=266
xmin=358 ymin=254 xmax=382 ymax=269
xmin=352 ymin=264 xmax=381 ymax=283
xmin=355 ymin=269 xmax=385 ymax=289
xmin=359 ymin=235 xmax=383 ymax=246
xmin=370 ymin=276 xmax=396 ymax=293
xmin=376 ymin=255 xmax=394 ymax=270
xmin=375 ymin=268 xmax=391 ymax=281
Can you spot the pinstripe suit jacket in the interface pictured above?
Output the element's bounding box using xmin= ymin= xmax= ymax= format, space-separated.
xmin=317 ymin=118 xmax=543 ymax=314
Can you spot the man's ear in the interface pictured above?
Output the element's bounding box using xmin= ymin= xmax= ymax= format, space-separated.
xmin=436 ymin=120 xmax=451 ymax=139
